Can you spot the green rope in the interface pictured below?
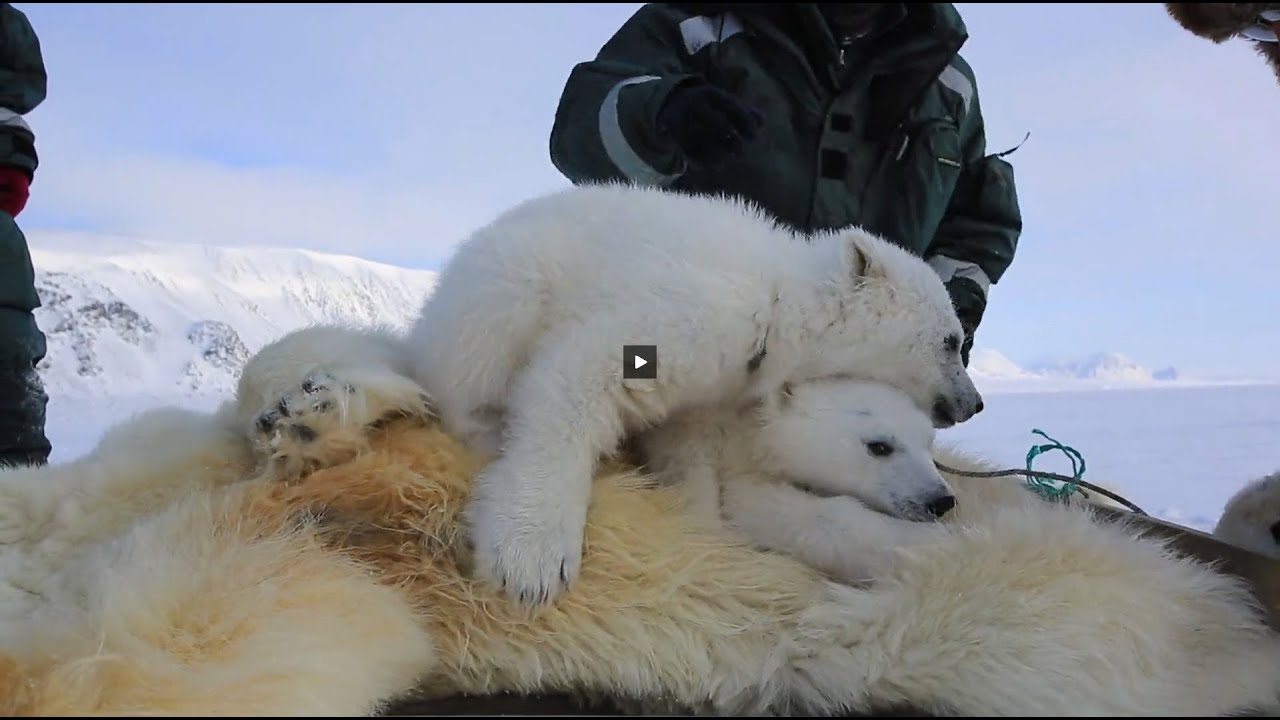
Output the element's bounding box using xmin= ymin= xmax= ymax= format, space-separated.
xmin=1023 ymin=428 xmax=1089 ymax=503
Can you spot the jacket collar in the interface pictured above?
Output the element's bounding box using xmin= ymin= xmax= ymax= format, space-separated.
xmin=667 ymin=3 xmax=968 ymax=89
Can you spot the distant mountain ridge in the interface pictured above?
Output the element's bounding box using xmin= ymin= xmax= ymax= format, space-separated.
xmin=969 ymin=349 xmax=1201 ymax=393
xmin=29 ymin=231 xmax=437 ymax=398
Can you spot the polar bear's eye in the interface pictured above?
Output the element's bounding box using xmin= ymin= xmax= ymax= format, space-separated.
xmin=864 ymin=440 xmax=895 ymax=458
xmin=943 ymin=334 xmax=961 ymax=354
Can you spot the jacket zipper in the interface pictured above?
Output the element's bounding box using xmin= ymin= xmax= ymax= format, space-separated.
xmin=806 ymin=35 xmax=853 ymax=234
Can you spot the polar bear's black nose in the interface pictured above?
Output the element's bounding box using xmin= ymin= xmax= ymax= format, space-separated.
xmin=924 ymin=494 xmax=957 ymax=519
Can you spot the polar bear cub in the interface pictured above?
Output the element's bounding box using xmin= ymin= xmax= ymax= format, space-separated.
xmin=637 ymin=378 xmax=958 ymax=584
xmin=1215 ymin=470 xmax=1280 ymax=559
xmin=406 ymin=182 xmax=984 ymax=606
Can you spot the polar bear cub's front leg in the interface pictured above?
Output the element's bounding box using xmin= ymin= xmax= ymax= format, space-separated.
xmin=463 ymin=315 xmax=737 ymax=606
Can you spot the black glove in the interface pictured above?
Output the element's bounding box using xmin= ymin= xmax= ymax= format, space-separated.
xmin=655 ymin=79 xmax=764 ymax=168
xmin=944 ymin=276 xmax=986 ymax=368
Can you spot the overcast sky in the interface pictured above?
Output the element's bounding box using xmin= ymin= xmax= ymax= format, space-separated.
xmin=14 ymin=3 xmax=1280 ymax=379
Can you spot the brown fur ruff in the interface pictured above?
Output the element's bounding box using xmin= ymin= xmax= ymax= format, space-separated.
xmin=1166 ymin=2 xmax=1280 ymax=81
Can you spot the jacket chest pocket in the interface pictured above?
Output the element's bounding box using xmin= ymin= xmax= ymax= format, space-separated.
xmin=905 ymin=119 xmax=962 ymax=197
xmin=885 ymin=118 xmax=963 ymax=248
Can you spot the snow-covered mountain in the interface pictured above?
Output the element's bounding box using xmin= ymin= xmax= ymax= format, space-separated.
xmin=968 ymin=348 xmax=1192 ymax=393
xmin=29 ymin=231 xmax=437 ymax=399
xmin=27 ymin=231 xmax=1208 ymax=402
xmin=1024 ymin=353 xmax=1180 ymax=384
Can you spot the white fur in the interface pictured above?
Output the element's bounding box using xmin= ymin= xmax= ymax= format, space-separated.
xmin=0 ymin=324 xmax=431 ymax=636
xmin=637 ymin=378 xmax=960 ymax=584
xmin=0 ymin=401 xmax=253 ymax=637
xmin=1215 ymin=469 xmax=1280 ymax=559
xmin=0 ymin=479 xmax=436 ymax=717
xmin=0 ymin=323 xmax=425 ymax=555
xmin=405 ymin=182 xmax=982 ymax=605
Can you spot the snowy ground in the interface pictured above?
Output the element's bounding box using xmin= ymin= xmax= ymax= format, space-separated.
xmin=45 ymin=381 xmax=1280 ymax=534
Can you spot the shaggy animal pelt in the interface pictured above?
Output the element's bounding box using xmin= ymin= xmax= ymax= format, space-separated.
xmin=1166 ymin=3 xmax=1280 ymax=81
xmin=0 ymin=413 xmax=1277 ymax=716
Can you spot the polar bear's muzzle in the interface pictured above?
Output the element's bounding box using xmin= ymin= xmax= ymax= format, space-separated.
xmin=931 ymin=373 xmax=985 ymax=429
xmin=881 ymin=456 xmax=959 ymax=522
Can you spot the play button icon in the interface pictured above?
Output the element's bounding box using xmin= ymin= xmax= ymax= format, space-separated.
xmin=623 ymin=345 xmax=657 ymax=380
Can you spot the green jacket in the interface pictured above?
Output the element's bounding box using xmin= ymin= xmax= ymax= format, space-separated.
xmin=549 ymin=2 xmax=1022 ymax=344
xmin=0 ymin=4 xmax=49 ymax=467
xmin=0 ymin=2 xmax=43 ymax=181
xmin=0 ymin=2 xmax=44 ymax=316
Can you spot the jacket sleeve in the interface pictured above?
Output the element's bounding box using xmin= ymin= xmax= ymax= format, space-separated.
xmin=0 ymin=3 xmax=46 ymax=180
xmin=925 ymin=59 xmax=1023 ymax=339
xmin=549 ymin=3 xmax=711 ymax=187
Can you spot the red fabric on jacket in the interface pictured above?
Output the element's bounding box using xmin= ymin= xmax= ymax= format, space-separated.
xmin=0 ymin=166 xmax=30 ymax=218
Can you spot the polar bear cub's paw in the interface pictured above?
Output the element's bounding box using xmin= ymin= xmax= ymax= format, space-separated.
xmin=251 ymin=367 xmax=433 ymax=482
xmin=465 ymin=456 xmax=587 ymax=608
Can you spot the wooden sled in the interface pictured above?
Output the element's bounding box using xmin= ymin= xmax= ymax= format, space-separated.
xmin=380 ymin=507 xmax=1280 ymax=717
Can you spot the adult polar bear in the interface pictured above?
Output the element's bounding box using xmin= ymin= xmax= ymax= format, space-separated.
xmin=1 ymin=325 xmax=1279 ymax=716
xmin=406 ymin=182 xmax=984 ymax=606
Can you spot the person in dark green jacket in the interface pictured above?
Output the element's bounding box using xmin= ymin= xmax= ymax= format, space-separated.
xmin=549 ymin=2 xmax=1022 ymax=366
xmin=0 ymin=2 xmax=49 ymax=468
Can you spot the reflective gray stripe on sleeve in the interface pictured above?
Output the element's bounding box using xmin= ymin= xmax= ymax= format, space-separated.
xmin=0 ymin=108 xmax=30 ymax=134
xmin=598 ymin=76 xmax=684 ymax=187
xmin=928 ymin=255 xmax=991 ymax=296
xmin=937 ymin=65 xmax=973 ymax=116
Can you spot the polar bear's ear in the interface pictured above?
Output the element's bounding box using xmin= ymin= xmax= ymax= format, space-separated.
xmin=846 ymin=231 xmax=888 ymax=282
